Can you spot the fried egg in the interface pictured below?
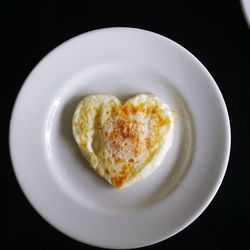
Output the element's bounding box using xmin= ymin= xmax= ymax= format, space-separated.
xmin=72 ymin=94 xmax=174 ymax=189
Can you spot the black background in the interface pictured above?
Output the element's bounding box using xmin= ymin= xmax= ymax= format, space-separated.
xmin=3 ymin=1 xmax=250 ymax=249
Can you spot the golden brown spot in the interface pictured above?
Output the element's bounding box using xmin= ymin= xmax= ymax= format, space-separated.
xmin=105 ymin=169 xmax=110 ymax=175
xmin=137 ymin=103 xmax=145 ymax=112
xmin=152 ymin=108 xmax=157 ymax=114
xmin=80 ymin=142 xmax=87 ymax=148
xmin=146 ymin=106 xmax=152 ymax=115
xmin=115 ymin=158 xmax=123 ymax=163
xmin=146 ymin=138 xmax=152 ymax=149
xmin=128 ymin=159 xmax=134 ymax=163
xmin=121 ymin=104 xmax=130 ymax=115
xmin=156 ymin=115 xmax=167 ymax=126
xmin=146 ymin=105 xmax=160 ymax=115
xmin=111 ymin=165 xmax=132 ymax=188
xmin=111 ymin=106 xmax=119 ymax=115
xmin=112 ymin=176 xmax=127 ymax=189
xmin=131 ymin=106 xmax=137 ymax=114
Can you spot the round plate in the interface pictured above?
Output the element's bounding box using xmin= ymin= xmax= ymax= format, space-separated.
xmin=10 ymin=28 xmax=230 ymax=249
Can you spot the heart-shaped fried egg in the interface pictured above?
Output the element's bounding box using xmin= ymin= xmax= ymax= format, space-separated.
xmin=72 ymin=94 xmax=174 ymax=189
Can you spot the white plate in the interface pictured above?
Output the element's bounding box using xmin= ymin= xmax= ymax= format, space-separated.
xmin=10 ymin=28 xmax=230 ymax=249
xmin=241 ymin=0 xmax=250 ymax=28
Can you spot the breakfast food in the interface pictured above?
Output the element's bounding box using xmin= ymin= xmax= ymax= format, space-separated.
xmin=72 ymin=94 xmax=174 ymax=189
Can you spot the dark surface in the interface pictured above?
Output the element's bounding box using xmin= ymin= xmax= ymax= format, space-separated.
xmin=3 ymin=1 xmax=250 ymax=249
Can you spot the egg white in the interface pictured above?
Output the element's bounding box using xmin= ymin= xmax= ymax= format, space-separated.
xmin=72 ymin=94 xmax=174 ymax=189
